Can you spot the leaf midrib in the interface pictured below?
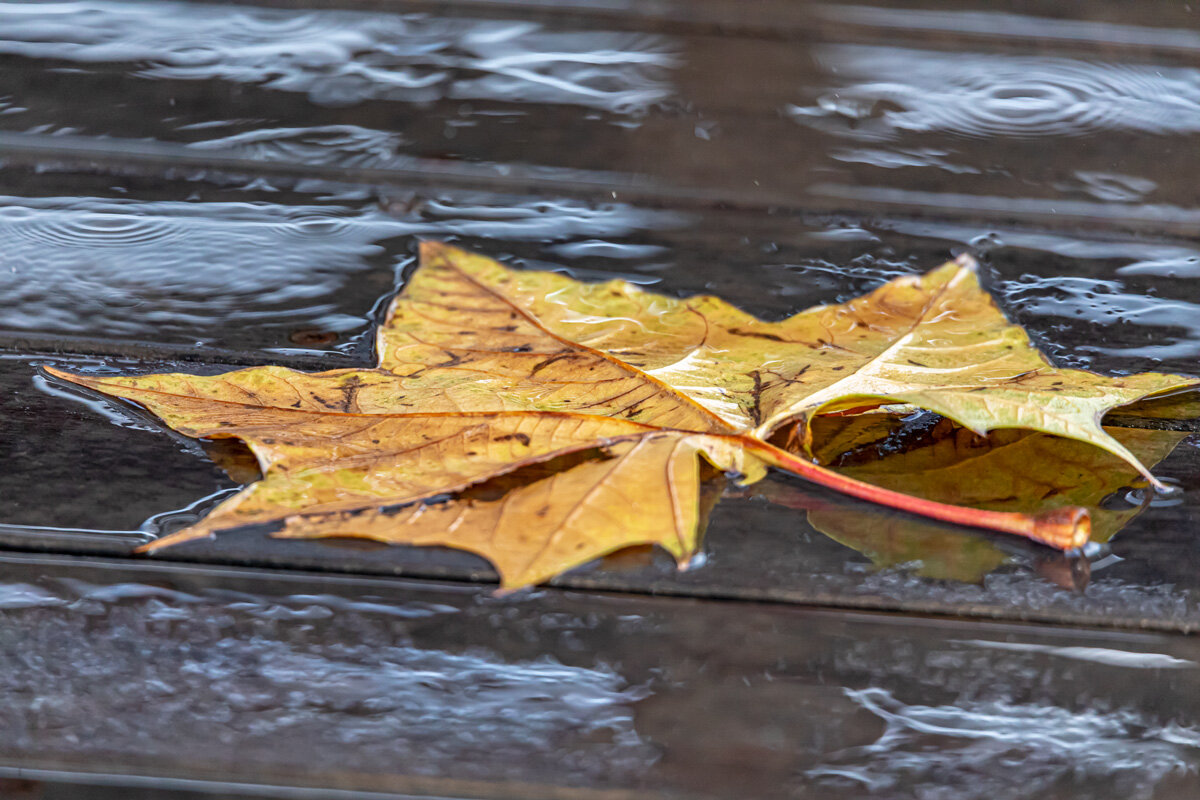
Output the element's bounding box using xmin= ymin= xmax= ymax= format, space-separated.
xmin=755 ymin=265 xmax=969 ymax=437
xmin=69 ymin=375 xmax=685 ymax=430
xmin=432 ymin=254 xmax=737 ymax=434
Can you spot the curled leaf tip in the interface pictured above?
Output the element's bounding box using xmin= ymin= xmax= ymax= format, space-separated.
xmin=41 ymin=365 xmax=74 ymax=382
xmin=955 ymin=252 xmax=980 ymax=272
xmin=418 ymin=239 xmax=446 ymax=257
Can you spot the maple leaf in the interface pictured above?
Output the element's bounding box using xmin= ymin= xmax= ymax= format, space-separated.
xmin=45 ymin=243 xmax=1196 ymax=589
xmin=752 ymin=415 xmax=1187 ymax=584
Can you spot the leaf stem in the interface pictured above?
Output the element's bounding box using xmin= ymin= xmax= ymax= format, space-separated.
xmin=739 ymin=437 xmax=1091 ymax=550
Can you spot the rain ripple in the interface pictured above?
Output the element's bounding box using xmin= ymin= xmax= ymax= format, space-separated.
xmin=0 ymin=196 xmax=395 ymax=340
xmin=0 ymin=193 xmax=684 ymax=343
xmin=789 ymin=45 xmax=1200 ymax=139
xmin=0 ymin=1 xmax=676 ymax=114
xmin=4 ymin=207 xmax=187 ymax=249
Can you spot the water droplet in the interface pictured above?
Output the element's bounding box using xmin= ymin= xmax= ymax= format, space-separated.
xmin=1125 ymin=477 xmax=1184 ymax=508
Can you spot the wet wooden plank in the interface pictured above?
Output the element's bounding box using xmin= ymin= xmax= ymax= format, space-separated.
xmin=124 ymin=0 xmax=1200 ymax=52
xmin=3 ymin=352 xmax=1198 ymax=631
xmin=4 ymin=0 xmax=1200 ymax=228
xmin=3 ymin=158 xmax=1199 ymax=375
xmin=1 ymin=2 xmax=1198 ymax=798
xmin=0 ymin=551 xmax=1198 ymax=799
xmin=1 ymin=1 xmax=1199 ymax=630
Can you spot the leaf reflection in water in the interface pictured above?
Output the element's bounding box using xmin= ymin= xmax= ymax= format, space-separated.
xmin=750 ymin=412 xmax=1189 ymax=586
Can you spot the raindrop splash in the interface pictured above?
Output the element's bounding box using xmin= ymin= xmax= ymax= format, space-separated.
xmin=790 ymin=46 xmax=1200 ymax=139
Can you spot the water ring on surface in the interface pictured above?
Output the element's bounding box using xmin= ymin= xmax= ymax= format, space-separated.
xmin=275 ymin=212 xmax=360 ymax=240
xmin=911 ymin=61 xmax=1176 ymax=138
xmin=808 ymin=50 xmax=1200 ymax=139
xmin=0 ymin=211 xmax=188 ymax=249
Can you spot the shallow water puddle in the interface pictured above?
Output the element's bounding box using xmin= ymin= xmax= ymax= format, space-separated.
xmin=2 ymin=1 xmax=1200 ymax=794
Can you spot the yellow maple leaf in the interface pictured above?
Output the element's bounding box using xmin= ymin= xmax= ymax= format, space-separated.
xmin=46 ymin=243 xmax=1196 ymax=589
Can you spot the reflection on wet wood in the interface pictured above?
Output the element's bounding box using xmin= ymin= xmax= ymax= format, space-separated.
xmin=0 ymin=553 xmax=1198 ymax=798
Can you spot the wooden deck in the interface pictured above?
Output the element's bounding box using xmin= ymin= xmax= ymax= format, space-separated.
xmin=2 ymin=0 xmax=1200 ymax=796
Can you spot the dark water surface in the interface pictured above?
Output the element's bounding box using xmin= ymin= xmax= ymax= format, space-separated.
xmin=0 ymin=553 xmax=1199 ymax=799
xmin=2 ymin=0 xmax=1200 ymax=797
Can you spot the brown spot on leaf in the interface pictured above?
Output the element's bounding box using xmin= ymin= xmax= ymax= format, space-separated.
xmin=495 ymin=432 xmax=532 ymax=446
xmin=728 ymin=328 xmax=787 ymax=343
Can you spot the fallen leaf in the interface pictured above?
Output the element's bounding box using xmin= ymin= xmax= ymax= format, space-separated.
xmin=45 ymin=243 xmax=1195 ymax=588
